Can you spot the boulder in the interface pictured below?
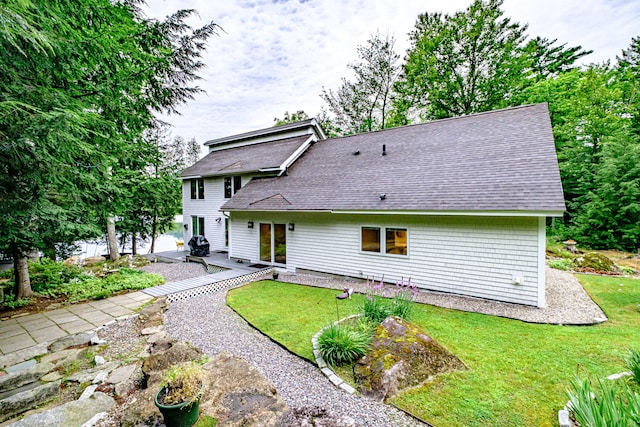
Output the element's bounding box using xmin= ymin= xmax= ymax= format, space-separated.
xmin=123 ymin=349 xmax=287 ymax=427
xmin=576 ymin=252 xmax=618 ymax=272
xmin=83 ymin=256 xmax=106 ymax=267
xmin=63 ymin=256 xmax=81 ymax=267
xmin=200 ymin=352 xmax=287 ymax=427
xmin=7 ymin=390 xmax=114 ymax=427
xmin=354 ymin=316 xmax=466 ymax=400
xmin=0 ymin=380 xmax=60 ymax=423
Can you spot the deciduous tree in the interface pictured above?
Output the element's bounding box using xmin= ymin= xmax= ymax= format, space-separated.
xmin=321 ymin=32 xmax=400 ymax=135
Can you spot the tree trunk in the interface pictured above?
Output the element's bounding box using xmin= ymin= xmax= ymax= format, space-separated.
xmin=13 ymin=249 xmax=35 ymax=299
xmin=106 ymin=215 xmax=120 ymax=261
xmin=132 ymin=234 xmax=137 ymax=255
xmin=150 ymin=216 xmax=157 ymax=253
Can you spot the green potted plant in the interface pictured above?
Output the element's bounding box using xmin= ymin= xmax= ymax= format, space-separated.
xmin=155 ymin=361 xmax=205 ymax=427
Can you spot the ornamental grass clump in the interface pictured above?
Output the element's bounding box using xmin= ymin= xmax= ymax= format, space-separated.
xmin=318 ymin=323 xmax=371 ymax=366
xmin=627 ymin=348 xmax=640 ymax=385
xmin=362 ymin=276 xmax=418 ymax=324
xmin=567 ymin=377 xmax=640 ymax=427
xmin=157 ymin=361 xmax=205 ymax=406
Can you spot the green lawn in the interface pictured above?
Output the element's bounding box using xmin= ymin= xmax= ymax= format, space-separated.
xmin=226 ymin=275 xmax=640 ymax=427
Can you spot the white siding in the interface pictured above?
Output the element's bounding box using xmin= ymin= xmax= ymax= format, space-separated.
xmin=229 ymin=212 xmax=545 ymax=307
xmin=182 ymin=175 xmax=249 ymax=252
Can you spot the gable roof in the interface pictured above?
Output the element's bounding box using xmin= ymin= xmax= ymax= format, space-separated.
xmin=204 ymin=118 xmax=326 ymax=148
xmin=222 ymin=103 xmax=566 ymax=214
xmin=180 ymin=135 xmax=314 ymax=178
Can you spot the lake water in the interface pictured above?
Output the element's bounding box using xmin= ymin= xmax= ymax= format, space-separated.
xmin=78 ymin=234 xmax=182 ymax=258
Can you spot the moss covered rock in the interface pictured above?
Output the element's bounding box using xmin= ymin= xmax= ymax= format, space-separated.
xmin=577 ymin=252 xmax=618 ymax=272
xmin=353 ymin=316 xmax=466 ymax=400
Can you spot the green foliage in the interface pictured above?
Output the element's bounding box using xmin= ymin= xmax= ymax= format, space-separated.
xmin=321 ymin=32 xmax=400 ymax=135
xmin=567 ymin=377 xmax=640 ymax=427
xmin=228 ymin=275 xmax=640 ymax=426
xmin=362 ymin=277 xmax=417 ymax=324
xmin=61 ymin=268 xmax=163 ymax=302
xmin=28 ymin=258 xmax=84 ymax=294
xmin=0 ymin=0 xmax=219 ymax=295
xmin=396 ymin=0 xmax=526 ymax=120
xmin=317 ymin=323 xmax=371 ymax=366
xmin=159 ymin=361 xmax=205 ymax=406
xmin=273 ymin=110 xmax=309 ymax=126
xmin=548 ymin=258 xmax=574 ymax=271
xmin=627 ymin=349 xmax=640 ymax=385
xmin=2 ymin=294 xmax=33 ymax=309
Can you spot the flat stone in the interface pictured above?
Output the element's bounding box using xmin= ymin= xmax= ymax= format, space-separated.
xmin=558 ymin=409 xmax=572 ymax=427
xmin=607 ymin=371 xmax=632 ymax=380
xmin=48 ymin=332 xmax=94 ymax=352
xmin=94 ymin=355 xmax=105 ymax=365
xmin=106 ymin=364 xmax=136 ymax=384
xmin=0 ymin=342 xmax=48 ymax=368
xmin=66 ymin=362 xmax=118 ymax=384
xmin=115 ymin=379 xmax=136 ymax=397
xmin=0 ymin=362 xmax=54 ymax=393
xmin=79 ymin=384 xmax=98 ymax=400
xmin=0 ymin=381 xmax=40 ymax=401
xmin=146 ymin=331 xmax=168 ymax=344
xmin=339 ymin=382 xmax=356 ymax=394
xmin=140 ymin=325 xmax=164 ymax=336
xmin=40 ymin=348 xmax=84 ymax=365
xmin=7 ymin=390 xmax=114 ymax=427
xmin=80 ymin=411 xmax=108 ymax=427
xmin=5 ymin=359 xmax=37 ymax=374
xmin=0 ymin=380 xmax=60 ymax=423
xmin=92 ymin=371 xmax=109 ymax=385
xmin=90 ymin=336 xmax=107 ymax=346
xmin=41 ymin=372 xmax=63 ymax=382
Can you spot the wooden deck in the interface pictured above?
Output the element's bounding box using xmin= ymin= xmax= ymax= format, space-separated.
xmin=143 ymin=250 xmax=270 ymax=298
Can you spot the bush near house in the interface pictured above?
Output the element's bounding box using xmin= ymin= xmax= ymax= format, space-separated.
xmin=1 ymin=258 xmax=163 ymax=311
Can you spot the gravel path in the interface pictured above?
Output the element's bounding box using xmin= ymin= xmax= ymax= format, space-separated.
xmin=160 ymin=262 xmax=608 ymax=426
xmin=140 ymin=260 xmax=208 ymax=282
xmin=165 ymin=292 xmax=426 ymax=427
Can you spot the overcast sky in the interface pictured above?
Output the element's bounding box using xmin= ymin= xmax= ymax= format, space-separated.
xmin=143 ymin=0 xmax=640 ymax=149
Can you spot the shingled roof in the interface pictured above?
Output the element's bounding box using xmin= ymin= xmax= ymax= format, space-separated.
xmin=221 ymin=103 xmax=566 ymax=214
xmin=180 ymin=135 xmax=312 ymax=178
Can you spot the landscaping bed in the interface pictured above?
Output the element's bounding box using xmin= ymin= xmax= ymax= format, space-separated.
xmin=227 ymin=275 xmax=640 ymax=427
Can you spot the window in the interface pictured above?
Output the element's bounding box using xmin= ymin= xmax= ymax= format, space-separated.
xmin=386 ymin=228 xmax=408 ymax=255
xmin=361 ymin=226 xmax=407 ymax=256
xmin=191 ymin=216 xmax=205 ymax=236
xmin=224 ymin=176 xmax=242 ymax=198
xmin=190 ymin=179 xmax=204 ymax=199
xmin=224 ymin=177 xmax=232 ymax=198
xmin=361 ymin=227 xmax=381 ymax=253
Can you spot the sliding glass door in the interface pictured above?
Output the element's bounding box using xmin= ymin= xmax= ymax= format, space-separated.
xmin=259 ymin=223 xmax=286 ymax=265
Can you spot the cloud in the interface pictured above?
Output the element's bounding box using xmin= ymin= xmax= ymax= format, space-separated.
xmin=143 ymin=0 xmax=640 ymax=148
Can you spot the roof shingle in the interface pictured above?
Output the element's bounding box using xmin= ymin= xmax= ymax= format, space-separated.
xmin=180 ymin=135 xmax=311 ymax=178
xmin=222 ymin=103 xmax=566 ymax=213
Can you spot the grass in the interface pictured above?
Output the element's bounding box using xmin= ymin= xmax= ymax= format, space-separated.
xmin=226 ymin=276 xmax=640 ymax=427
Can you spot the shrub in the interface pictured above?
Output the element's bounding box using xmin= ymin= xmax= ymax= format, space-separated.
xmin=317 ymin=323 xmax=371 ymax=366
xmin=627 ymin=349 xmax=640 ymax=386
xmin=548 ymin=258 xmax=574 ymax=271
xmin=567 ymin=377 xmax=640 ymax=427
xmin=2 ymin=294 xmax=33 ymax=309
xmin=362 ymin=276 xmax=418 ymax=324
xmin=28 ymin=258 xmax=84 ymax=294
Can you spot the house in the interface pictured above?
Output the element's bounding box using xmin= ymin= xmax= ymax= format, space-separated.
xmin=181 ymin=103 xmax=565 ymax=307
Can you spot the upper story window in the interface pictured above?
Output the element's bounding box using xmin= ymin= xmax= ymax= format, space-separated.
xmin=361 ymin=226 xmax=408 ymax=256
xmin=224 ymin=176 xmax=242 ymax=198
xmin=190 ymin=178 xmax=204 ymax=199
